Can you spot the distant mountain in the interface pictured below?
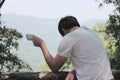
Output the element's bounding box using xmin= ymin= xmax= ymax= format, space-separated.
xmin=1 ymin=13 xmax=106 ymax=71
xmin=81 ymin=19 xmax=107 ymax=28
xmin=2 ymin=14 xmax=59 ymax=35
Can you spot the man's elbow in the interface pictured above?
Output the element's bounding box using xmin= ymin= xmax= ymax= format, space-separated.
xmin=51 ymin=67 xmax=59 ymax=73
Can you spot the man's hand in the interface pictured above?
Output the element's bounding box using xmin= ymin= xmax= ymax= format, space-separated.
xmin=65 ymin=72 xmax=74 ymax=80
xmin=26 ymin=34 xmax=67 ymax=72
xmin=26 ymin=34 xmax=45 ymax=48
xmin=31 ymin=35 xmax=44 ymax=47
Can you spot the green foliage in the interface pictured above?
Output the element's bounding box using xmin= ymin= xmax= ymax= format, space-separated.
xmin=60 ymin=58 xmax=73 ymax=71
xmin=97 ymin=0 xmax=120 ymax=11
xmin=96 ymin=0 xmax=120 ymax=69
xmin=93 ymin=23 xmax=119 ymax=69
xmin=93 ymin=23 xmax=117 ymax=66
xmin=106 ymin=14 xmax=120 ymax=69
xmin=0 ymin=26 xmax=32 ymax=73
xmin=94 ymin=0 xmax=120 ymax=70
xmin=39 ymin=58 xmax=73 ymax=71
xmin=103 ymin=0 xmax=120 ymax=69
xmin=97 ymin=0 xmax=120 ymax=69
xmin=39 ymin=60 xmax=51 ymax=71
xmin=93 ymin=23 xmax=116 ymax=58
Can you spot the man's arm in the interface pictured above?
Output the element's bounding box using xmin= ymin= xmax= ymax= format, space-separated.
xmin=32 ymin=35 xmax=67 ymax=72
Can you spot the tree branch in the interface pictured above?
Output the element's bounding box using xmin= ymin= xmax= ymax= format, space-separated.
xmin=0 ymin=0 xmax=5 ymax=9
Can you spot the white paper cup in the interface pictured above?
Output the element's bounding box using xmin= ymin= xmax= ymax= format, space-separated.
xmin=26 ymin=34 xmax=34 ymax=40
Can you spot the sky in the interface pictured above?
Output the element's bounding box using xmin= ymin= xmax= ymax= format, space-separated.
xmin=1 ymin=0 xmax=115 ymax=22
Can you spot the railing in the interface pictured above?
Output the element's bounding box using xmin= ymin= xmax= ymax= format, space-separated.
xmin=0 ymin=70 xmax=120 ymax=80
xmin=1 ymin=72 xmax=72 ymax=80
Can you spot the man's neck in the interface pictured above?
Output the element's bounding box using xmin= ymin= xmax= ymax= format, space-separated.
xmin=70 ymin=26 xmax=79 ymax=32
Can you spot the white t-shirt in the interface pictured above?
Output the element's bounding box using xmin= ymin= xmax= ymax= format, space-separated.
xmin=57 ymin=26 xmax=113 ymax=80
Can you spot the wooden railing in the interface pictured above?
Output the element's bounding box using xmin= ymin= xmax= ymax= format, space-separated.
xmin=1 ymin=72 xmax=71 ymax=80
xmin=1 ymin=70 xmax=120 ymax=80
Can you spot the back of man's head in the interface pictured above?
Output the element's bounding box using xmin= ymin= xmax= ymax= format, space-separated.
xmin=58 ymin=16 xmax=80 ymax=36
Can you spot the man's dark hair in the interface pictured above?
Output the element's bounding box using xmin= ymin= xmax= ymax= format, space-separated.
xmin=58 ymin=16 xmax=80 ymax=36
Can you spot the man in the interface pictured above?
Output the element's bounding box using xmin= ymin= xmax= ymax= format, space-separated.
xmin=29 ymin=16 xmax=114 ymax=80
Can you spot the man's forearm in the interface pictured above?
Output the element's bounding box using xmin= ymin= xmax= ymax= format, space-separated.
xmin=40 ymin=42 xmax=55 ymax=71
xmin=31 ymin=35 xmax=65 ymax=72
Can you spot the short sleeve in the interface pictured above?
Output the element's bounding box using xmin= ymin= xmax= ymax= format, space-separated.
xmin=57 ymin=35 xmax=75 ymax=57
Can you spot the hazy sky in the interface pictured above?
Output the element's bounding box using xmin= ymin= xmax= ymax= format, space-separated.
xmin=1 ymin=0 xmax=115 ymax=22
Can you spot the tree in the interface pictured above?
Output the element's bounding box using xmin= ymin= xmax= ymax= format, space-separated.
xmin=0 ymin=26 xmax=32 ymax=73
xmin=93 ymin=23 xmax=116 ymax=68
xmin=96 ymin=0 xmax=120 ymax=69
xmin=0 ymin=0 xmax=32 ymax=73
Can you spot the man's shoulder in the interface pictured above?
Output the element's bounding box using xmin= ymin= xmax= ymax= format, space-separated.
xmin=80 ymin=26 xmax=90 ymax=30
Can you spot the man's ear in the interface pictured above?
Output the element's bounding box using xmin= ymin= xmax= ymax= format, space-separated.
xmin=62 ymin=29 xmax=65 ymax=33
xmin=61 ymin=29 xmax=66 ymax=36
